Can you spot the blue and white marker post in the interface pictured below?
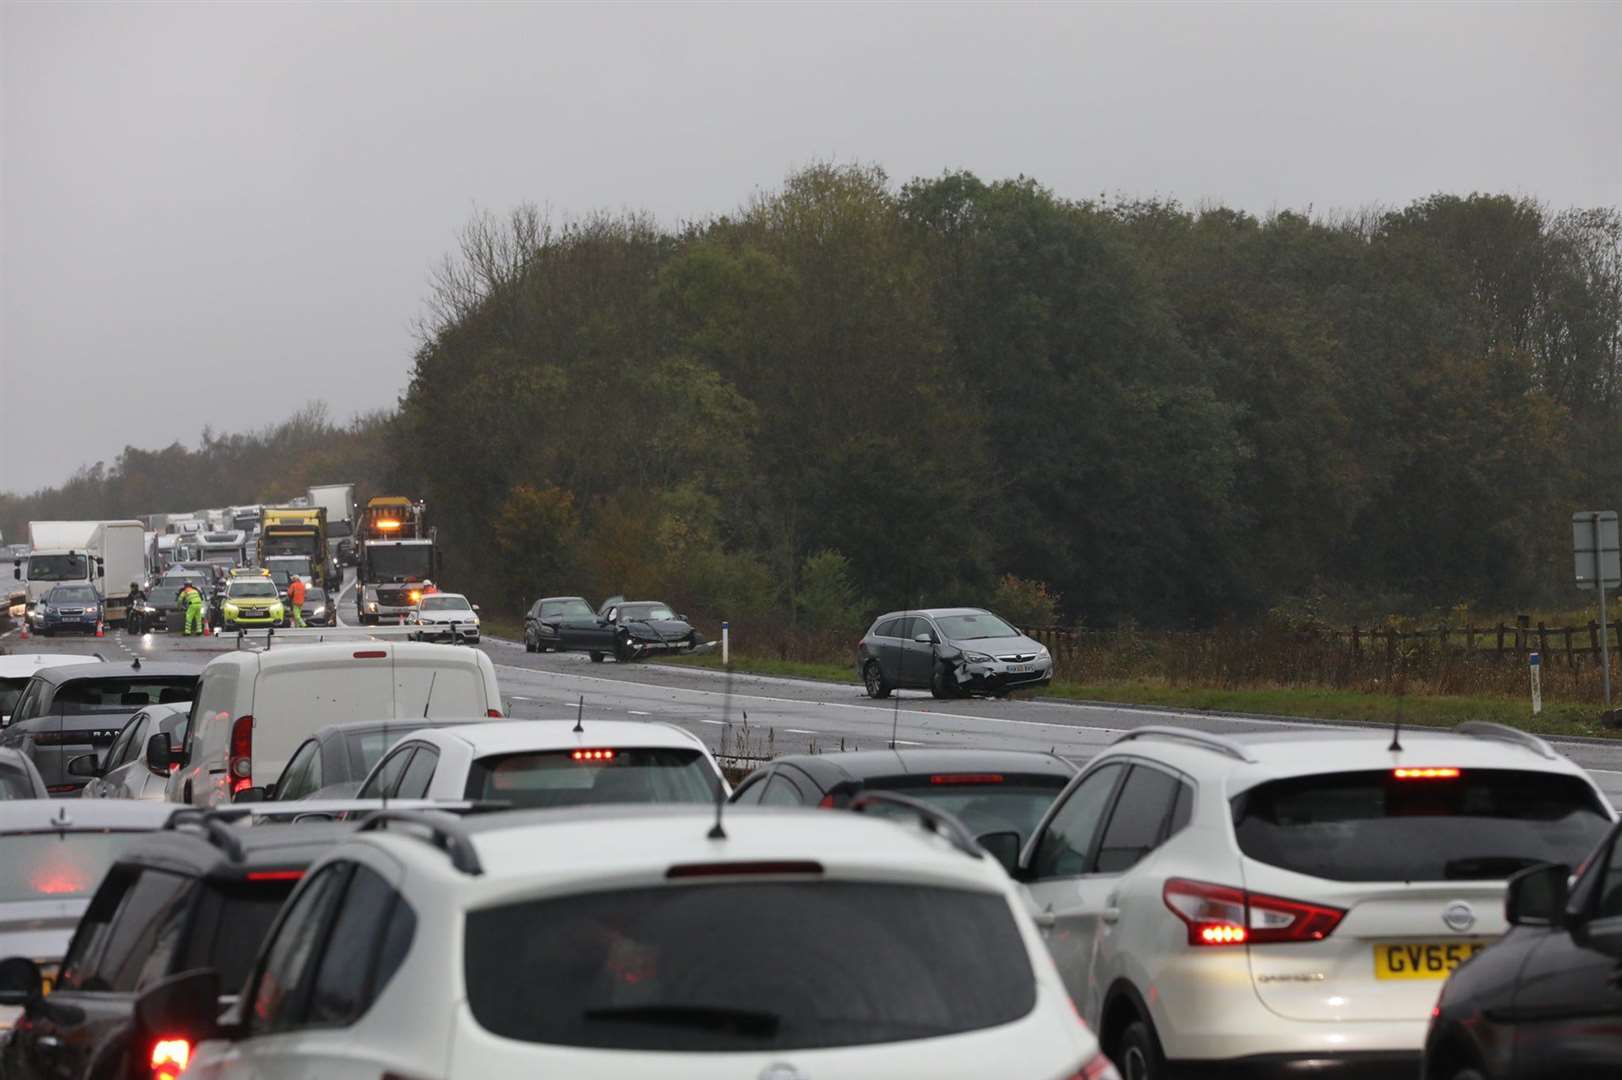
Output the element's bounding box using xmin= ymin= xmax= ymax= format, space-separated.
xmin=722 ymin=621 xmax=730 ymax=667
xmin=1530 ymin=651 xmax=1543 ymax=716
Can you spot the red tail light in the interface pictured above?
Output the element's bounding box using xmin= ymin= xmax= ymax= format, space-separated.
xmin=1063 ymin=1052 xmax=1122 ymax=1079
xmin=929 ymin=773 xmax=1005 ymax=785
xmin=486 ymin=708 xmax=502 ymax=718
xmin=353 ymin=650 xmax=387 ymax=659
xmin=571 ymin=749 xmax=616 ymax=761
xmin=229 ymin=714 xmax=253 ymax=795
xmin=1394 ymin=767 xmax=1461 ymax=780
xmin=150 ymin=1036 xmax=191 ymax=1080
xmin=246 ymin=869 xmax=304 ymax=882
xmin=817 ymin=793 xmax=836 ymax=808
xmin=1163 ymin=878 xmax=1344 ymax=946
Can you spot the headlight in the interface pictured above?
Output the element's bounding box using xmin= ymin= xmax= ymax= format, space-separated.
xmin=223 ymin=602 xmax=239 ymax=614
xmin=269 ymin=603 xmax=284 ymax=617
xmin=1037 ymin=646 xmax=1051 ymax=662
xmin=963 ymin=650 xmax=993 ymax=663
xmin=408 ymin=590 xmax=422 ymax=603
xmin=366 ymin=601 xmax=378 ymax=612
xmin=312 ymin=606 xmax=326 ymax=617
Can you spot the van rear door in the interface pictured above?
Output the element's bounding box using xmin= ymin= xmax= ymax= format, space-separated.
xmin=250 ymin=648 xmax=397 ymax=783
xmin=391 ymin=645 xmax=488 ymax=719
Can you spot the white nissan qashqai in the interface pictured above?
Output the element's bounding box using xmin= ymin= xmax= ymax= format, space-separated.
xmin=134 ymin=802 xmax=1121 ymax=1080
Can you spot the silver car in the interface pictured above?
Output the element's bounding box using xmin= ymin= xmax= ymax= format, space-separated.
xmin=856 ymin=607 xmax=1054 ymax=699
xmin=70 ymin=703 xmax=189 ymax=801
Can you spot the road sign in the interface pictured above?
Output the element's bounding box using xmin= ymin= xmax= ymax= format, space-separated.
xmin=1574 ymin=511 xmax=1621 ymax=590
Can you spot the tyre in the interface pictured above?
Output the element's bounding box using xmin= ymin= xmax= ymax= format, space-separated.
xmin=590 ymin=651 xmax=605 ymax=663
xmin=525 ymin=632 xmax=537 ymax=654
xmin=1114 ymin=1019 xmax=1167 ymax=1080
xmin=930 ymin=663 xmax=962 ymax=700
xmin=862 ymin=660 xmax=891 ymax=699
xmin=614 ymin=640 xmax=636 ymax=663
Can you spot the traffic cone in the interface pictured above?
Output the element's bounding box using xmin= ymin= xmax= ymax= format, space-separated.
xmin=95 ymin=620 xmax=105 ymax=638
xmin=19 ymin=618 xmax=29 ymax=640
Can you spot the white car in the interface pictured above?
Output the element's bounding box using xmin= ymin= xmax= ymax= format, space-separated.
xmin=142 ymin=802 xmax=1119 ymax=1079
xmin=1009 ymin=722 xmax=1616 ymax=1079
xmin=0 ymin=653 xmax=92 ymax=726
xmin=410 ymin=592 xmax=480 ymax=643
xmin=354 ymin=718 xmax=729 ymax=806
xmin=162 ymin=642 xmax=504 ymax=807
xmin=71 ymin=703 xmax=188 ymax=800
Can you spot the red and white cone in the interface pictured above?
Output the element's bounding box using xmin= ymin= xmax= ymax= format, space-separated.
xmin=19 ymin=618 xmax=29 ymax=640
xmin=95 ymin=620 xmax=105 ymax=638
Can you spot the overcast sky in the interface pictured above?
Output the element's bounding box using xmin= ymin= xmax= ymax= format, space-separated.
xmin=3 ymin=1 xmax=1618 ymax=494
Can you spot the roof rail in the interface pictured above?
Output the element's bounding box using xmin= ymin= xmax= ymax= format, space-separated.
xmin=847 ymin=791 xmax=983 ymax=860
xmin=1453 ymin=721 xmax=1556 ymax=761
xmin=356 ymin=810 xmax=483 ymax=876
xmin=1111 ymin=726 xmax=1257 ymax=764
xmin=163 ymin=807 xmax=250 ymax=862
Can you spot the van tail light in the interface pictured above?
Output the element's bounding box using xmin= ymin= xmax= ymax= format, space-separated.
xmin=1393 ymin=767 xmax=1461 ymax=780
xmin=150 ymin=1036 xmax=191 ymax=1080
xmin=228 ymin=714 xmax=253 ymax=795
xmin=1163 ymin=878 xmax=1344 ymax=946
xmin=817 ymin=793 xmax=836 ymax=808
xmin=1062 ymin=1052 xmax=1122 ymax=1079
xmin=486 ymin=708 xmax=502 ymax=718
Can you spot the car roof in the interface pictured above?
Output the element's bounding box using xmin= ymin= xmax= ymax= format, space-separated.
xmin=410 ymin=719 xmax=706 ymax=756
xmin=202 ymin=641 xmax=490 ymax=675
xmin=310 ymin=716 xmax=491 ymax=743
xmin=0 ymin=799 xmax=176 ymax=833
xmin=0 ymin=654 xmax=94 ymax=677
xmin=22 ymin=660 xmax=201 ymax=684
xmin=369 ymin=805 xmax=1005 ymax=893
xmin=115 ymin=820 xmax=356 ymax=876
xmin=536 ymin=596 xmax=589 ymax=603
xmin=873 ymin=607 xmax=990 ymax=621
xmin=766 ymin=748 xmax=1076 ymax=785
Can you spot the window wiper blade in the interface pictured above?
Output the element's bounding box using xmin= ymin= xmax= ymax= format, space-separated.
xmin=1444 ymin=855 xmax=1540 ymax=880
xmin=582 ymin=1004 xmax=781 ymax=1037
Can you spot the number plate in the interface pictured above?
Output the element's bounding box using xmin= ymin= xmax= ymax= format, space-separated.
xmin=1373 ymin=941 xmax=1484 ymax=980
xmin=1007 ymin=664 xmax=1033 ymax=673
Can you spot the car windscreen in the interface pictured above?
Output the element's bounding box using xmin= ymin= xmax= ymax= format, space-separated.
xmin=48 ymin=587 xmax=99 ymax=605
xmin=420 ymin=596 xmax=471 ymax=612
xmin=541 ymin=599 xmax=594 ymax=618
xmin=364 ymin=546 xmax=433 ymax=581
xmin=935 ymin=612 xmax=1019 ymax=640
xmin=620 ymin=604 xmax=675 ymax=621
xmin=53 ymin=677 xmax=198 ymax=716
xmin=0 ymin=831 xmax=155 ymax=901
xmin=26 ymin=554 xmax=89 ymax=582
xmin=465 ymin=881 xmax=1034 ymax=1051
xmin=1232 ymin=768 xmax=1614 ymax=882
xmin=303 ymin=588 xmax=327 ymax=602
xmin=862 ymin=774 xmax=1069 ymax=842
xmin=463 ymin=748 xmax=719 ymax=808
xmin=229 ymin=581 xmax=279 ymax=599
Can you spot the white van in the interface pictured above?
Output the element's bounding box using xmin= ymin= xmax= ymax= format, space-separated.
xmin=159 ymin=642 xmax=503 ymax=806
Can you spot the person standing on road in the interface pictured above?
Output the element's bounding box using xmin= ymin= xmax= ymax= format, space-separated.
xmin=180 ymin=582 xmax=206 ymax=636
xmin=287 ymin=575 xmax=307 ymax=628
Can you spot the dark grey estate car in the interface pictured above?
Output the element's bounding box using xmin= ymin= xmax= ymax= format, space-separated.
xmin=856 ymin=607 xmax=1053 ymax=699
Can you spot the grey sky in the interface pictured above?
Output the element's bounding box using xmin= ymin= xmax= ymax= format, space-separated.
xmin=3 ymin=1 xmax=1618 ymax=494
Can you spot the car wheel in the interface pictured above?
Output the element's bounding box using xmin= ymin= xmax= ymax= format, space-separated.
xmin=930 ymin=663 xmax=961 ymax=700
xmin=590 ymin=651 xmax=605 ymax=663
xmin=525 ymin=631 xmax=537 ymax=654
xmin=1115 ymin=1019 xmax=1167 ymax=1080
xmin=863 ymin=660 xmax=891 ymax=699
xmin=614 ymin=641 xmax=636 ymax=663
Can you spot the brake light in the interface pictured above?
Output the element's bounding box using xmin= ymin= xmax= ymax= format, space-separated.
xmin=1394 ymin=767 xmax=1461 ymax=780
xmin=246 ymin=869 xmax=304 ymax=882
xmin=228 ymin=714 xmax=253 ymax=795
xmin=817 ymin=793 xmax=836 ymax=808
xmin=1065 ymin=1052 xmax=1121 ymax=1079
xmin=667 ymin=860 xmax=824 ymax=878
xmin=150 ymin=1036 xmax=191 ymax=1080
xmin=929 ymin=773 xmax=1005 ymax=785
xmin=1163 ymin=878 xmax=1344 ymax=946
xmin=572 ymin=749 xmax=616 ymax=761
xmin=486 ymin=708 xmax=502 ymax=718
xmin=353 ymin=650 xmax=386 ymax=658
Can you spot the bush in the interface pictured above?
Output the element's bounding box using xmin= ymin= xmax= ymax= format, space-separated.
xmin=797 ymin=549 xmax=868 ymax=635
xmin=991 ymin=574 xmax=1061 ymax=629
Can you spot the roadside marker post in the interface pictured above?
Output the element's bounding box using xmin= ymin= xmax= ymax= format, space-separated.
xmin=1573 ymin=510 xmax=1620 ymax=710
xmin=1529 ymin=652 xmax=1542 ymax=716
xmin=722 ymin=622 xmax=730 ymax=666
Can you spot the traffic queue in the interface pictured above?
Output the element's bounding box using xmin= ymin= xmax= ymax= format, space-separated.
xmin=1 ymin=607 xmax=1620 ymax=1079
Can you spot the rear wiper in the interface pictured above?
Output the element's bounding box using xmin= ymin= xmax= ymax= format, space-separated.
xmin=583 ymin=1004 xmax=780 ymax=1037
xmin=1444 ymin=855 xmax=1539 ymax=880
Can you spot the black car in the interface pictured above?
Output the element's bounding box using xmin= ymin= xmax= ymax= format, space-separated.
xmin=35 ymin=584 xmax=104 ymax=637
xmin=242 ymin=717 xmax=491 ymax=803
xmin=546 ymin=596 xmax=703 ymax=663
xmin=0 ymin=661 xmax=199 ymax=795
xmin=730 ymin=748 xmax=1076 ymax=860
xmin=1425 ymin=821 xmax=1622 ymax=1080
xmin=522 ymin=595 xmax=596 ymax=653
xmin=0 ymin=812 xmax=354 ymax=1080
xmin=128 ymin=572 xmax=206 ymax=633
xmin=856 ymin=607 xmax=1055 ymax=699
xmin=299 ymin=585 xmax=334 ymax=627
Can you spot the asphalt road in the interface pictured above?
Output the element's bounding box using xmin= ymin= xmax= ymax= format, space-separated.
xmin=9 ymin=575 xmax=1622 ymax=805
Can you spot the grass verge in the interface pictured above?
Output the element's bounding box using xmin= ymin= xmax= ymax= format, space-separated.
xmin=653 ymin=653 xmax=1622 ymax=740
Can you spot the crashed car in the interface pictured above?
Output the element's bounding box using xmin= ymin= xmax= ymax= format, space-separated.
xmin=550 ymin=596 xmax=704 ymax=663
xmin=522 ymin=595 xmax=595 ymax=652
xmin=128 ymin=571 xmax=208 ymax=633
xmin=856 ymin=607 xmax=1053 ymax=700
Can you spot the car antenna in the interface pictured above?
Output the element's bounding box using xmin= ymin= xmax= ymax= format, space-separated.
xmin=573 ymin=694 xmax=584 ymax=733
xmin=422 ymin=671 xmax=438 ymax=718
xmin=1389 ymin=712 xmax=1403 ymax=753
xmin=131 ymin=656 xmax=141 ymax=670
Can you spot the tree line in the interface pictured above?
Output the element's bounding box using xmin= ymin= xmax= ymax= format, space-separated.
xmin=6 ymin=165 xmax=1620 ymax=634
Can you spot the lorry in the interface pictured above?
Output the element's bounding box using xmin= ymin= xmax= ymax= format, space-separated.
xmin=307 ymin=483 xmax=357 ymax=565
xmin=257 ymin=506 xmax=330 ymax=589
xmin=192 ymin=530 xmax=250 ymax=569
xmin=11 ymin=520 xmax=148 ymax=624
xmin=355 ymin=496 xmax=440 ymax=624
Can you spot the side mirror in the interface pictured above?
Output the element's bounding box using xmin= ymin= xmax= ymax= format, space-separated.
xmin=1507 ymin=862 xmax=1570 ymax=926
xmin=976 ymin=830 xmax=1021 ymax=876
xmin=605 ymin=607 xmax=618 ymax=623
xmin=233 ymin=786 xmax=266 ymax=804
xmin=134 ymin=968 xmax=223 ymax=1045
xmin=913 ymin=633 xmax=933 ymax=645
xmin=145 ymin=732 xmax=174 ymax=773
xmin=0 ymin=956 xmax=43 ymax=1006
xmin=66 ymin=753 xmax=104 ymax=779
xmin=472 ymin=604 xmax=481 ymax=612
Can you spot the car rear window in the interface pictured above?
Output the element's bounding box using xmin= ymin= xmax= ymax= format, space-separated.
xmin=53 ymin=677 xmax=197 ymax=715
xmin=462 ymin=748 xmax=719 ymax=808
xmin=184 ymin=879 xmax=301 ymax=989
xmin=860 ymin=774 xmax=1068 ymax=842
xmin=1233 ymin=768 xmax=1613 ymax=882
xmin=464 ymin=881 xmax=1034 ymax=1051
xmin=0 ymin=832 xmax=157 ymax=901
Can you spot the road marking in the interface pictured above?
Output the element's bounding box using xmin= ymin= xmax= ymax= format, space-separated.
xmin=698 ymin=718 xmax=726 ymax=725
xmin=628 ymin=710 xmax=651 ymax=716
xmin=783 ymin=728 xmax=815 ymax=734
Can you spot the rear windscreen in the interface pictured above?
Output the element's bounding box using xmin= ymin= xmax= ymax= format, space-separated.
xmin=463 ymin=748 xmax=719 ymax=808
xmin=0 ymin=832 xmax=153 ymax=901
xmin=465 ymin=881 xmax=1034 ymax=1051
xmin=54 ymin=677 xmax=197 ymax=715
xmin=1233 ymin=769 xmax=1613 ymax=882
xmin=862 ymin=775 xmax=1067 ymax=842
xmin=185 ymin=880 xmax=299 ymax=989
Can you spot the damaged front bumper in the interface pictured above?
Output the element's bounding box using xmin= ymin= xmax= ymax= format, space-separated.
xmin=950 ymin=658 xmax=1054 ymax=694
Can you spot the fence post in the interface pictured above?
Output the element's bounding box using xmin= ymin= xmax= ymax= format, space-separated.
xmin=1538 ymin=621 xmax=1550 ymax=661
xmin=1466 ymin=624 xmax=1476 ymax=652
xmin=1496 ymin=623 xmax=1507 ymax=657
xmin=1351 ymin=625 xmax=1361 ymax=659
xmin=1385 ymin=629 xmax=1397 ymax=681
xmin=1565 ymin=626 xmax=1576 ymax=670
xmin=1516 ymin=615 xmax=1530 ymax=659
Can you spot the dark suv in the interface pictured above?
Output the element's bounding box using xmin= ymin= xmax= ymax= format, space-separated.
xmin=856 ymin=607 xmax=1054 ymax=699
xmin=1425 ymin=820 xmax=1622 ymax=1079
xmin=0 ymin=812 xmax=353 ymax=1080
xmin=0 ymin=661 xmax=198 ymax=795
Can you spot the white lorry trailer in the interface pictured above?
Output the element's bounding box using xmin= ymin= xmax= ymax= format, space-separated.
xmin=11 ymin=520 xmax=146 ymax=623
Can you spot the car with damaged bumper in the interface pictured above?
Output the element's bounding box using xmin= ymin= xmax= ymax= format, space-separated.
xmin=857 ymin=607 xmax=1053 ymax=699
xmin=554 ymin=597 xmax=706 ymax=663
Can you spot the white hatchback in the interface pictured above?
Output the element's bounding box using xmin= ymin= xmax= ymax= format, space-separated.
xmin=140 ymin=803 xmax=1120 ymax=1079
xmin=1009 ymin=722 xmax=1616 ymax=1079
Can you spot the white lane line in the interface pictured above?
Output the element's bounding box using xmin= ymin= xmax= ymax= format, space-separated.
xmin=890 ymin=739 xmax=925 ymax=746
xmin=783 ymin=728 xmax=815 ymax=734
xmin=628 ymin=710 xmax=651 ymax=716
xmin=698 ymin=718 xmax=726 ymax=725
